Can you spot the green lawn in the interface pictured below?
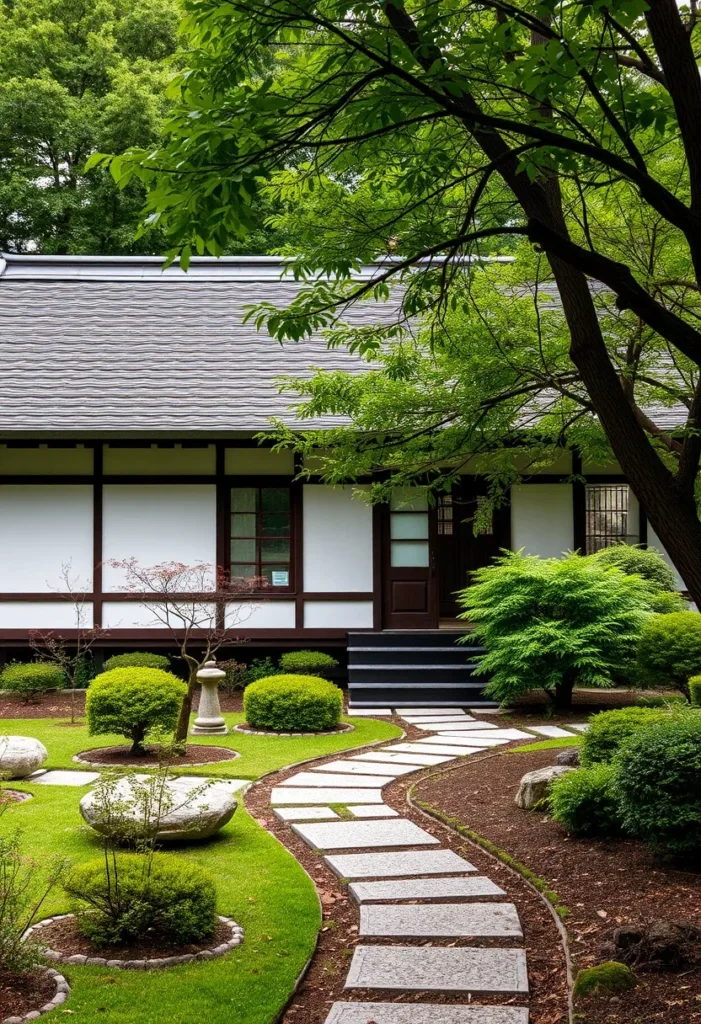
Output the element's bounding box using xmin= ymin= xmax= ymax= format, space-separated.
xmin=1 ymin=713 xmax=402 ymax=778
xmin=2 ymin=713 xmax=401 ymax=1023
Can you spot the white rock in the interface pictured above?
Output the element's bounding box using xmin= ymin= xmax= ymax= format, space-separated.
xmin=0 ymin=736 xmax=48 ymax=779
xmin=515 ymin=765 xmax=575 ymax=810
xmin=79 ymin=776 xmax=236 ymax=842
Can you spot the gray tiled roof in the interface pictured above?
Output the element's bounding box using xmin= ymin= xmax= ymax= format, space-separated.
xmin=0 ymin=255 xmax=387 ymax=435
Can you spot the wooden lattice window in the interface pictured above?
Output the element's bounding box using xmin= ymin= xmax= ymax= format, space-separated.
xmin=585 ymin=484 xmax=633 ymax=554
xmin=230 ymin=486 xmax=292 ymax=587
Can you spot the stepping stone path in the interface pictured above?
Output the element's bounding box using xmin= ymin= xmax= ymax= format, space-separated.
xmin=30 ymin=769 xmax=100 ymax=786
xmin=268 ymin=705 xmax=587 ymax=1022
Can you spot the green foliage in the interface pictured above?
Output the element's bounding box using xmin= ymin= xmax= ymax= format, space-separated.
xmin=86 ymin=668 xmax=186 ymax=754
xmin=690 ymin=675 xmax=701 ymax=707
xmin=580 ymin=707 xmax=667 ymax=765
xmin=615 ymin=715 xmax=701 ymax=857
xmin=636 ymin=693 xmax=687 ymax=708
xmin=549 ymin=763 xmax=621 ymax=838
xmin=220 ymin=659 xmax=249 ymax=694
xmin=104 ymin=652 xmax=172 ymax=671
xmin=244 ymin=675 xmax=343 ymax=732
xmin=590 ymin=545 xmax=676 ymax=593
xmin=74 ymin=653 xmax=96 ymax=689
xmin=637 ymin=612 xmax=701 ymax=696
xmin=247 ymin=657 xmax=277 ymax=683
xmin=573 ymin=962 xmax=637 ymax=999
xmin=459 ymin=551 xmax=652 ymax=708
xmin=0 ymin=662 xmax=66 ymax=703
xmin=64 ymin=853 xmax=217 ymax=947
xmin=278 ymin=650 xmax=339 ymax=679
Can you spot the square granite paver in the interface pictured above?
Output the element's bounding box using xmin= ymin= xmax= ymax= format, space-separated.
xmin=31 ymin=770 xmax=100 ymax=786
xmin=292 ymin=818 xmax=439 ymax=851
xmin=324 ymin=1002 xmax=529 ymax=1024
xmin=565 ymin=723 xmax=590 ymax=733
xmin=273 ymin=806 xmax=340 ymax=822
xmin=347 ymin=708 xmax=392 ymax=716
xmin=528 ymin=725 xmax=578 ymax=738
xmin=347 ymin=805 xmax=400 ymax=818
xmin=425 ymin=735 xmax=508 ymax=747
xmin=271 ymin=787 xmax=385 ymax=805
xmin=313 ymin=760 xmax=417 ymax=777
xmin=401 ymin=714 xmax=470 ymax=722
xmin=359 ymin=901 xmax=522 ymax=938
xmin=417 ymin=720 xmax=498 ymax=731
xmin=387 ymin=743 xmax=477 ymax=757
xmin=325 ymin=849 xmax=477 ymax=879
xmin=279 ymin=771 xmax=394 ymax=788
xmin=349 ymin=875 xmax=505 ymax=903
xmin=345 ymin=945 xmax=529 ymax=993
xmin=398 ymin=707 xmax=468 ymax=715
xmin=366 ymin=750 xmax=455 ymax=766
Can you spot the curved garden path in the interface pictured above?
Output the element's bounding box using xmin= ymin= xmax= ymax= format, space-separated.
xmin=249 ymin=708 xmax=587 ymax=1024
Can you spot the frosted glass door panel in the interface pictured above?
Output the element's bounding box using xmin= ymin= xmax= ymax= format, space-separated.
xmin=391 ymin=540 xmax=430 ymax=567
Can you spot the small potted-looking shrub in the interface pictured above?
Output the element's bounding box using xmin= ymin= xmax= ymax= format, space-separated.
xmin=86 ymin=668 xmax=186 ymax=755
xmin=279 ymin=650 xmax=339 ymax=679
xmin=0 ymin=662 xmax=66 ymax=704
xmin=244 ymin=674 xmax=343 ymax=732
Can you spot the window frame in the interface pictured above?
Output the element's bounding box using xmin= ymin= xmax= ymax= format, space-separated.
xmin=584 ymin=482 xmax=637 ymax=554
xmin=224 ymin=476 xmax=298 ymax=593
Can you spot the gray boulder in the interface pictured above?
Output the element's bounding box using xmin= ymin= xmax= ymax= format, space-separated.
xmin=556 ymin=746 xmax=580 ymax=767
xmin=80 ymin=775 xmax=237 ymax=843
xmin=515 ymin=764 xmax=575 ymax=810
xmin=0 ymin=736 xmax=48 ymax=779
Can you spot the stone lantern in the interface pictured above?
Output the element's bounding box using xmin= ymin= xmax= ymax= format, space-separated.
xmin=191 ymin=660 xmax=228 ymax=735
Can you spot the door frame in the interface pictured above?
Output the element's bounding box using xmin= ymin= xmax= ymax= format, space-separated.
xmin=379 ymin=500 xmax=439 ymax=630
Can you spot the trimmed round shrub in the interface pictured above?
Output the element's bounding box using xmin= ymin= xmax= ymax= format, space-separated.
xmin=0 ymin=662 xmax=66 ymax=703
xmin=580 ymin=707 xmax=666 ymax=766
xmin=86 ymin=668 xmax=187 ymax=754
xmin=278 ymin=650 xmax=339 ymax=679
xmin=549 ymin=763 xmax=621 ymax=837
xmin=637 ymin=611 xmax=701 ymax=696
xmin=615 ymin=715 xmax=701 ymax=856
xmin=591 ymin=544 xmax=676 ymax=593
xmin=104 ymin=652 xmax=171 ymax=671
xmin=690 ymin=675 xmax=701 ymax=707
xmin=64 ymin=853 xmax=217 ymax=947
xmin=244 ymin=674 xmax=343 ymax=732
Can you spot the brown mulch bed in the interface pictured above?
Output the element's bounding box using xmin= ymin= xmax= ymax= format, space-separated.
xmin=77 ymin=744 xmax=239 ymax=767
xmin=414 ymin=747 xmax=701 ymax=1024
xmin=244 ymin=737 xmax=568 ymax=1024
xmin=0 ymin=690 xmax=87 ymax=719
xmin=0 ymin=968 xmax=56 ymax=1021
xmin=36 ymin=916 xmax=231 ymax=961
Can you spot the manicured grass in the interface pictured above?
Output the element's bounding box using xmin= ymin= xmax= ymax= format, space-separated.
xmin=509 ymin=736 xmax=583 ymax=753
xmin=4 ymin=785 xmax=319 ymax=1024
xmin=0 ymin=713 xmax=402 ymax=779
xmin=1 ymin=712 xmax=402 ymax=1022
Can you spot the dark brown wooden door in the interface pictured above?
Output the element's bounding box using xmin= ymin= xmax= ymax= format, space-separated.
xmin=437 ymin=479 xmax=510 ymax=619
xmin=382 ymin=488 xmax=438 ymax=629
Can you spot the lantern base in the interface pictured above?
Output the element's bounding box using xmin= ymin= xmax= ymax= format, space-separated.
xmin=191 ymin=720 xmax=228 ymax=735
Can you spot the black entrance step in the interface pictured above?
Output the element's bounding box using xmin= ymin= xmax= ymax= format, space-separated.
xmin=347 ymin=630 xmax=496 ymax=708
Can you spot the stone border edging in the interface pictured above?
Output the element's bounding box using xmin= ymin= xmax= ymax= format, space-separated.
xmin=0 ymin=966 xmax=70 ymax=1024
xmin=72 ymin=748 xmax=240 ymax=768
xmin=232 ymin=723 xmax=354 ymax=738
xmin=23 ymin=915 xmax=244 ymax=970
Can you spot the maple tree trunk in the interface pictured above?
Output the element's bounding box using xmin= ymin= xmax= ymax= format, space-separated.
xmin=174 ymin=665 xmax=199 ymax=744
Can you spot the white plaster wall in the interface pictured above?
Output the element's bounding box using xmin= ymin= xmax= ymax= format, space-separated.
xmin=647 ymin=525 xmax=685 ymax=590
xmin=0 ymin=602 xmax=94 ymax=629
xmin=102 ymin=485 xmax=217 ymax=591
xmin=102 ymin=601 xmax=217 ymax=629
xmin=303 ymin=485 xmax=373 ymax=591
xmin=0 ymin=485 xmax=94 ymax=592
xmin=511 ymin=484 xmax=574 ymax=557
xmin=225 ymin=601 xmax=296 ymax=630
xmin=304 ymin=600 xmax=374 ymax=629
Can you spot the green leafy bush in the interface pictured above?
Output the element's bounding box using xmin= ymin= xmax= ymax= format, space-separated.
xmin=549 ymin=763 xmax=621 ymax=837
xmin=459 ymin=551 xmax=652 ymax=708
xmin=615 ymin=715 xmax=701 ymax=856
xmin=220 ymin=659 xmax=249 ymax=694
xmin=74 ymin=653 xmax=96 ymax=689
xmin=86 ymin=668 xmax=187 ymax=754
xmin=104 ymin=652 xmax=171 ymax=671
xmin=0 ymin=662 xmax=66 ymax=703
xmin=690 ymin=675 xmax=701 ymax=706
xmin=244 ymin=674 xmax=343 ymax=731
xmin=637 ymin=611 xmax=701 ymax=697
xmin=591 ymin=544 xmax=676 ymax=592
xmin=247 ymin=657 xmax=276 ymax=682
xmin=279 ymin=650 xmax=339 ymax=679
xmin=580 ymin=707 xmax=667 ymax=765
xmin=64 ymin=853 xmax=217 ymax=947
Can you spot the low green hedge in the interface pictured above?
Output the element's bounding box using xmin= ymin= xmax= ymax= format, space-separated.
xmin=103 ymin=652 xmax=171 ymax=671
xmin=0 ymin=662 xmax=66 ymax=702
xmin=549 ymin=763 xmax=621 ymax=837
xmin=637 ymin=611 xmax=701 ymax=696
xmin=580 ymin=707 xmax=667 ymax=765
xmin=278 ymin=650 xmax=339 ymax=679
xmin=244 ymin=674 xmax=343 ymax=732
